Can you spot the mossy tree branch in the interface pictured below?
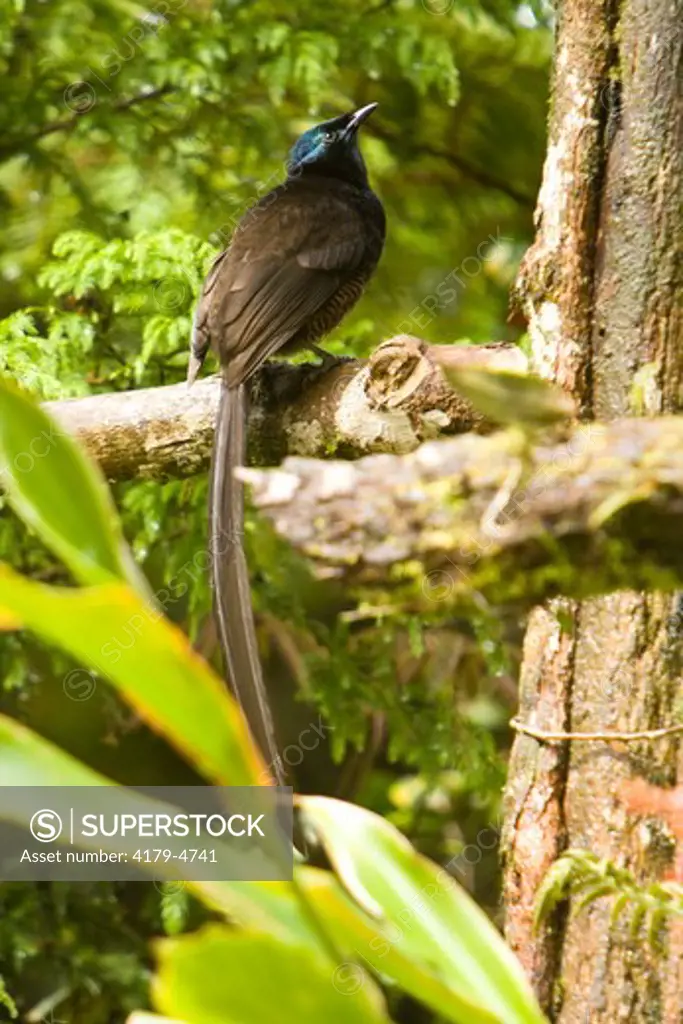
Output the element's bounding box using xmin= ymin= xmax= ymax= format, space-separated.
xmin=242 ymin=416 xmax=683 ymax=611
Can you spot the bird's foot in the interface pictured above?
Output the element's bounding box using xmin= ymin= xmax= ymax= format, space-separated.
xmin=309 ymin=345 xmax=353 ymax=371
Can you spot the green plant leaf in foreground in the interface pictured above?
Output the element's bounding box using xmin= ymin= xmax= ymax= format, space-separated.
xmin=0 ymin=564 xmax=264 ymax=787
xmin=0 ymin=593 xmax=546 ymax=1024
xmin=0 ymin=713 xmax=315 ymax=945
xmin=127 ymin=1016 xmax=186 ymax=1024
xmin=0 ymin=377 xmax=141 ymax=588
xmin=299 ymin=796 xmax=547 ymax=1024
xmin=298 ymin=867 xmax=501 ymax=1024
xmin=152 ymin=926 xmax=391 ymax=1024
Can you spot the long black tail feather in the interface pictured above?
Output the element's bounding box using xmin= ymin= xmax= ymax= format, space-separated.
xmin=209 ymin=380 xmax=285 ymax=786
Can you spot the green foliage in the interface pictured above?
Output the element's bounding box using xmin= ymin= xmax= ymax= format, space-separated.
xmin=0 ymin=384 xmax=548 ymax=1024
xmin=0 ymin=882 xmax=153 ymax=1023
xmin=309 ymin=611 xmax=507 ymax=787
xmin=153 ymin=927 xmax=390 ymax=1024
xmin=0 ymin=0 xmax=550 ymax=345
xmin=0 ymin=975 xmax=18 ymax=1020
xmin=39 ymin=229 xmax=214 ymax=384
xmin=0 ymin=377 xmax=143 ymax=588
xmin=0 ymin=309 xmax=94 ymax=399
xmin=302 ymin=796 xmax=545 ymax=1023
xmin=159 ymin=884 xmax=191 ymax=937
xmin=535 ymin=849 xmax=683 ymax=954
xmin=2 ymin=228 xmax=214 ymax=397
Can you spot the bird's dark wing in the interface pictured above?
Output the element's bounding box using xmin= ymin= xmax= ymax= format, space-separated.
xmin=194 ymin=185 xmax=369 ymax=386
xmin=188 ymin=249 xmax=228 ymax=383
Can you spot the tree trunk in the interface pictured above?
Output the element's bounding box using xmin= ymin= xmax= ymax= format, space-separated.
xmin=502 ymin=0 xmax=683 ymax=1021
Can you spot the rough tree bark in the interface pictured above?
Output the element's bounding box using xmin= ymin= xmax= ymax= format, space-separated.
xmin=501 ymin=1 xmax=683 ymax=1021
xmin=244 ymin=417 xmax=683 ymax=610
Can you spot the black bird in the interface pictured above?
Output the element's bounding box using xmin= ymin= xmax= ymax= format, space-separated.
xmin=188 ymin=104 xmax=385 ymax=785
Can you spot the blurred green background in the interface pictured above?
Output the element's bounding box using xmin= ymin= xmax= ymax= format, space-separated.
xmin=0 ymin=0 xmax=551 ymax=1019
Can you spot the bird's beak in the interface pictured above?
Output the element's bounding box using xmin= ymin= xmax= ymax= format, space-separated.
xmin=344 ymin=102 xmax=378 ymax=137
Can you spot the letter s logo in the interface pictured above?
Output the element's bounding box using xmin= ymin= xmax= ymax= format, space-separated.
xmin=30 ymin=810 xmax=63 ymax=843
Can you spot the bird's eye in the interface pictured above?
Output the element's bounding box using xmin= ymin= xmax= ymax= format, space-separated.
xmin=322 ymin=131 xmax=335 ymax=143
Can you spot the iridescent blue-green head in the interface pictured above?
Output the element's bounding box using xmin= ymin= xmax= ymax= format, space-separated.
xmin=287 ymin=103 xmax=378 ymax=187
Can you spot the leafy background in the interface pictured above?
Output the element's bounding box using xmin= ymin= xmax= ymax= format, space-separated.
xmin=0 ymin=0 xmax=551 ymax=1019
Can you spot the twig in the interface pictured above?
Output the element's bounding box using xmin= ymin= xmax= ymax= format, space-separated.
xmin=371 ymin=126 xmax=536 ymax=207
xmin=0 ymin=85 xmax=174 ymax=160
xmin=510 ymin=718 xmax=683 ymax=744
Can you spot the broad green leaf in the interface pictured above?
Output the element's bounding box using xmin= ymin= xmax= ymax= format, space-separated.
xmin=0 ymin=378 xmax=142 ymax=588
xmin=127 ymin=1016 xmax=187 ymax=1024
xmin=0 ymin=607 xmax=21 ymax=629
xmin=298 ymin=867 xmax=501 ymax=1024
xmin=299 ymin=797 xmax=547 ymax=1024
xmin=443 ymin=367 xmax=575 ymax=429
xmin=0 ymin=714 xmax=316 ymax=946
xmin=152 ymin=926 xmax=391 ymax=1024
xmin=0 ymin=564 xmax=264 ymax=787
